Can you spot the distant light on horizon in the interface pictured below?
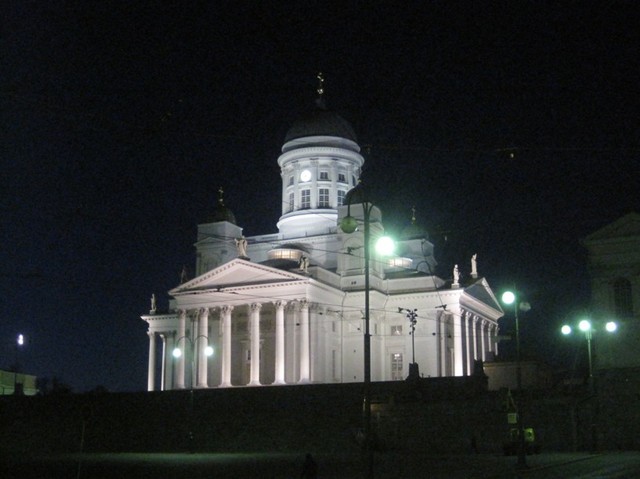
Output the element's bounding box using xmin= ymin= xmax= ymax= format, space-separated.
xmin=17 ymin=334 xmax=24 ymax=346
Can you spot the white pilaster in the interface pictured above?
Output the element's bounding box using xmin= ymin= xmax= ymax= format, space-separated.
xmin=249 ymin=303 xmax=262 ymax=386
xmin=197 ymin=308 xmax=209 ymax=388
xmin=274 ymin=300 xmax=287 ymax=385
xmin=299 ymin=299 xmax=310 ymax=383
xmin=175 ymin=310 xmax=186 ymax=389
xmin=164 ymin=333 xmax=175 ymax=390
xmin=472 ymin=316 xmax=479 ymax=361
xmin=480 ymin=319 xmax=487 ymax=361
xmin=220 ymin=305 xmax=233 ymax=387
xmin=147 ymin=331 xmax=156 ymax=391
xmin=463 ymin=311 xmax=471 ymax=375
xmin=159 ymin=333 xmax=166 ymax=391
xmin=450 ymin=304 xmax=464 ymax=376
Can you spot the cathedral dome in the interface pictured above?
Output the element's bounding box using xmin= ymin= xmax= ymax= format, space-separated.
xmin=284 ymin=100 xmax=357 ymax=143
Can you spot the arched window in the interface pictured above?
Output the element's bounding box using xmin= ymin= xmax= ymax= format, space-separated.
xmin=613 ymin=278 xmax=633 ymax=318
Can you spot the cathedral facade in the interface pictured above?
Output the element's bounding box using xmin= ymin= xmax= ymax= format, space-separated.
xmin=141 ymin=93 xmax=504 ymax=391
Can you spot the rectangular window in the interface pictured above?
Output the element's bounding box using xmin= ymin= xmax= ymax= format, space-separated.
xmin=289 ymin=192 xmax=294 ymax=212
xmin=319 ymin=171 xmax=329 ymax=180
xmin=337 ymin=190 xmax=346 ymax=206
xmin=391 ymin=353 xmax=403 ymax=380
xmin=338 ymin=173 xmax=346 ymax=183
xmin=391 ymin=325 xmax=403 ymax=336
xmin=288 ymin=176 xmax=294 ymax=186
xmin=318 ymin=188 xmax=330 ymax=207
xmin=301 ymin=189 xmax=311 ymax=209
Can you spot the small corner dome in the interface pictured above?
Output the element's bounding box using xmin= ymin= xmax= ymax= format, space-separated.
xmin=207 ymin=188 xmax=236 ymax=224
xmin=284 ymin=105 xmax=357 ymax=144
xmin=208 ymin=203 xmax=236 ymax=224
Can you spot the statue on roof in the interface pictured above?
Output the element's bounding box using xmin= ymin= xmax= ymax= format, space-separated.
xmin=453 ymin=264 xmax=460 ymax=286
xmin=235 ymin=236 xmax=248 ymax=259
xmin=299 ymin=255 xmax=309 ymax=273
xmin=471 ymin=254 xmax=478 ymax=278
xmin=150 ymin=293 xmax=157 ymax=313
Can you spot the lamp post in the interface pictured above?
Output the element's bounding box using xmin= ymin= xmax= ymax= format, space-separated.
xmin=14 ymin=333 xmax=25 ymax=395
xmin=173 ymin=334 xmax=213 ymax=452
xmin=340 ymin=183 xmax=394 ymax=479
xmin=501 ymin=290 xmax=531 ymax=469
xmin=561 ymin=318 xmax=616 ymax=451
xmin=561 ymin=319 xmax=617 ymax=395
xmin=399 ymin=308 xmax=419 ymax=379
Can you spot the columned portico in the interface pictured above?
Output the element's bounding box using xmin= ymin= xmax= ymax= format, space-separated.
xmin=249 ymin=303 xmax=262 ymax=386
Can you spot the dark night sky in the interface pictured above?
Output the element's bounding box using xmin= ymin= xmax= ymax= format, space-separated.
xmin=2 ymin=2 xmax=639 ymax=392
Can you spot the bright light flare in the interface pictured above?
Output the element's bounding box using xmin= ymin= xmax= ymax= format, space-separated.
xmin=205 ymin=345 xmax=214 ymax=356
xmin=375 ymin=236 xmax=395 ymax=256
xmin=561 ymin=325 xmax=572 ymax=335
xmin=605 ymin=321 xmax=617 ymax=332
xmin=172 ymin=348 xmax=182 ymax=358
xmin=578 ymin=319 xmax=591 ymax=332
xmin=501 ymin=291 xmax=516 ymax=305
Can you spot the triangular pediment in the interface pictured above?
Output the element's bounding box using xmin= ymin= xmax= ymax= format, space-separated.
xmin=584 ymin=212 xmax=640 ymax=242
xmin=460 ymin=278 xmax=504 ymax=319
xmin=170 ymin=258 xmax=307 ymax=296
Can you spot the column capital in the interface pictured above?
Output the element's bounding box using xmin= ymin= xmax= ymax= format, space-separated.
xmin=221 ymin=305 xmax=234 ymax=314
xmin=199 ymin=307 xmax=210 ymax=319
xmin=274 ymin=300 xmax=288 ymax=309
xmin=250 ymin=302 xmax=263 ymax=312
xmin=147 ymin=330 xmax=155 ymax=339
xmin=298 ymin=299 xmax=309 ymax=311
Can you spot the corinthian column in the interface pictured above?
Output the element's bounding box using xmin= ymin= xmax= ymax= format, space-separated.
xmin=175 ymin=310 xmax=186 ymax=389
xmin=147 ymin=331 xmax=156 ymax=391
xmin=197 ymin=308 xmax=209 ymax=388
xmin=274 ymin=300 xmax=287 ymax=385
xmin=249 ymin=303 xmax=262 ymax=386
xmin=299 ymin=299 xmax=310 ymax=383
xmin=220 ymin=305 xmax=233 ymax=387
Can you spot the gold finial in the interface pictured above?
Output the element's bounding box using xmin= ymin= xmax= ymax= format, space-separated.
xmin=218 ymin=187 xmax=225 ymax=205
xmin=316 ymin=72 xmax=324 ymax=98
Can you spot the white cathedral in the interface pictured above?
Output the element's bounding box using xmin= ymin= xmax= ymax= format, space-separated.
xmin=142 ymin=86 xmax=504 ymax=391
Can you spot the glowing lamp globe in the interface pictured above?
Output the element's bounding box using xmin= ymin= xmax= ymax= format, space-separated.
xmin=172 ymin=348 xmax=182 ymax=358
xmin=578 ymin=319 xmax=591 ymax=332
xmin=561 ymin=325 xmax=572 ymax=335
xmin=605 ymin=321 xmax=617 ymax=332
xmin=205 ymin=345 xmax=214 ymax=356
xmin=501 ymin=291 xmax=516 ymax=305
xmin=340 ymin=216 xmax=358 ymax=234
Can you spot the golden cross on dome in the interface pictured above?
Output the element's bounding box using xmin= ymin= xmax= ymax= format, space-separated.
xmin=218 ymin=187 xmax=225 ymax=205
xmin=411 ymin=206 xmax=417 ymax=224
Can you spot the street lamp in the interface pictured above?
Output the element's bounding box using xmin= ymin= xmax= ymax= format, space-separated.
xmin=501 ymin=290 xmax=531 ymax=469
xmin=399 ymin=308 xmax=419 ymax=379
xmin=340 ymin=182 xmax=394 ymax=479
xmin=561 ymin=319 xmax=617 ymax=394
xmin=561 ymin=318 xmax=616 ymax=452
xmin=14 ymin=333 xmax=25 ymax=395
xmin=173 ymin=334 xmax=213 ymax=452
xmin=172 ymin=335 xmax=214 ymax=389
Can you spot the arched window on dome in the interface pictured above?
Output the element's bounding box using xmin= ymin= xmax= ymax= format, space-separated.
xmin=288 ymin=176 xmax=294 ymax=186
xmin=288 ymin=192 xmax=294 ymax=213
xmin=352 ymin=175 xmax=357 ymax=186
xmin=338 ymin=173 xmax=347 ymax=183
xmin=613 ymin=277 xmax=633 ymax=318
